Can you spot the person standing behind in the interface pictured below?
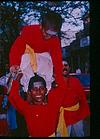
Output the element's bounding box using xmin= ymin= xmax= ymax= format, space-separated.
xmin=0 ymin=68 xmax=28 ymax=137
xmin=62 ymin=61 xmax=90 ymax=137
xmin=0 ymin=67 xmax=18 ymax=136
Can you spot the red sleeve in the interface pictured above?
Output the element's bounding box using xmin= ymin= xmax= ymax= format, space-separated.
xmin=50 ymin=38 xmax=66 ymax=88
xmin=9 ymin=35 xmax=26 ymax=67
xmin=76 ymin=79 xmax=90 ymax=117
xmin=49 ymin=86 xmax=66 ymax=106
xmin=8 ymin=80 xmax=28 ymax=115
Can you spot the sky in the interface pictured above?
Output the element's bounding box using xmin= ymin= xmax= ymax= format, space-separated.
xmin=61 ymin=21 xmax=83 ymax=47
xmin=61 ymin=8 xmax=84 ymax=47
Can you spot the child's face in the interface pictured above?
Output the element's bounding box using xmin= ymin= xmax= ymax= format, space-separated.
xmin=42 ymin=26 xmax=58 ymax=39
xmin=29 ymin=81 xmax=47 ymax=105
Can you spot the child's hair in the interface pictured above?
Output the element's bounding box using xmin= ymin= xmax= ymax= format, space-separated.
xmin=41 ymin=11 xmax=63 ymax=32
xmin=28 ymin=74 xmax=46 ymax=92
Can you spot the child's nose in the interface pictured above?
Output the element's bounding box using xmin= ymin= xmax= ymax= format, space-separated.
xmin=36 ymin=89 xmax=41 ymax=94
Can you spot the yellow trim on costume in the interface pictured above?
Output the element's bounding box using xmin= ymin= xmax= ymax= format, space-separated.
xmin=64 ymin=102 xmax=79 ymax=111
xmin=57 ymin=102 xmax=80 ymax=137
xmin=28 ymin=132 xmax=55 ymax=137
xmin=25 ymin=44 xmax=37 ymax=73
xmin=49 ymin=132 xmax=55 ymax=137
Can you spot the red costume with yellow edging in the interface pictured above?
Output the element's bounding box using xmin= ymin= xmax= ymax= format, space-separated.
xmin=9 ymin=25 xmax=64 ymax=87
xmin=63 ymin=76 xmax=90 ymax=125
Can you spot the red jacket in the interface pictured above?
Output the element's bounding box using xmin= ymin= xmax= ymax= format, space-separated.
xmin=8 ymin=80 xmax=66 ymax=137
xmin=63 ymin=76 xmax=90 ymax=125
xmin=9 ymin=25 xmax=65 ymax=87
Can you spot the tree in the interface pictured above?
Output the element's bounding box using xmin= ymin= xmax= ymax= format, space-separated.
xmin=0 ymin=1 xmax=26 ymax=65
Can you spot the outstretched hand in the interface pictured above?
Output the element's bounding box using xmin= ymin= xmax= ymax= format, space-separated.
xmin=6 ymin=65 xmax=23 ymax=95
xmin=10 ymin=65 xmax=23 ymax=81
xmin=10 ymin=65 xmax=20 ymax=72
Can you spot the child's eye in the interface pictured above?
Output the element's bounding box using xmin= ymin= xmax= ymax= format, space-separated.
xmin=39 ymin=87 xmax=45 ymax=91
xmin=32 ymin=87 xmax=38 ymax=91
xmin=31 ymin=87 xmax=45 ymax=91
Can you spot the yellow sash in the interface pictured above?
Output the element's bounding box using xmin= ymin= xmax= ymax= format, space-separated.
xmin=57 ymin=103 xmax=80 ymax=137
xmin=49 ymin=132 xmax=55 ymax=137
xmin=29 ymin=132 xmax=55 ymax=137
xmin=25 ymin=44 xmax=37 ymax=73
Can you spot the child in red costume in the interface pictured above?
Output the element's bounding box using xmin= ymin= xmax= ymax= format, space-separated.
xmin=8 ymin=74 xmax=67 ymax=137
xmin=9 ymin=11 xmax=65 ymax=88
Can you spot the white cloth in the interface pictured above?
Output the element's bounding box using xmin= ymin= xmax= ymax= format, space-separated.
xmin=0 ymin=73 xmax=10 ymax=88
xmin=76 ymin=68 xmax=81 ymax=74
xmin=20 ymin=52 xmax=53 ymax=93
